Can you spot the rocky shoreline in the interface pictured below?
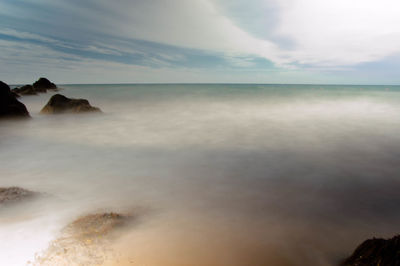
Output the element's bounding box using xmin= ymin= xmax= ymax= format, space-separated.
xmin=4 ymin=184 xmax=398 ymax=266
xmin=1 ymin=78 xmax=111 ymax=264
xmin=1 ymin=78 xmax=101 ymax=118
xmin=4 ymin=78 xmax=399 ymax=265
xmin=0 ymin=185 xmax=133 ymax=264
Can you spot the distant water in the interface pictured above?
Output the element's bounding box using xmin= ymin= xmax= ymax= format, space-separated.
xmin=2 ymin=84 xmax=400 ymax=265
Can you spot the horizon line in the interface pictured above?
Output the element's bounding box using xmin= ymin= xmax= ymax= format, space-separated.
xmin=57 ymin=82 xmax=400 ymax=86
xmin=8 ymin=82 xmax=400 ymax=86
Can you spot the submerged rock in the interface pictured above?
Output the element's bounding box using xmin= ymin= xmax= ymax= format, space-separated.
xmin=33 ymin=77 xmax=57 ymax=92
xmin=66 ymin=213 xmax=128 ymax=239
xmin=0 ymin=187 xmax=36 ymax=204
xmin=0 ymin=81 xmax=30 ymax=118
xmin=12 ymin=84 xmax=37 ymax=96
xmin=341 ymin=235 xmax=400 ymax=266
xmin=40 ymin=94 xmax=101 ymax=114
xmin=34 ymin=212 xmax=132 ymax=265
xmin=12 ymin=78 xmax=58 ymax=96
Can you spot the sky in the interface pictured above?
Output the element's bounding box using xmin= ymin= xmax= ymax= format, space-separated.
xmin=1 ymin=0 xmax=400 ymax=84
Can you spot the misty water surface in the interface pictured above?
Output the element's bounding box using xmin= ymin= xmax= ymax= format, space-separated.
xmin=1 ymin=84 xmax=400 ymax=265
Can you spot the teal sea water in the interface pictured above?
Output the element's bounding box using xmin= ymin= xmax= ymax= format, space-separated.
xmin=2 ymin=84 xmax=400 ymax=265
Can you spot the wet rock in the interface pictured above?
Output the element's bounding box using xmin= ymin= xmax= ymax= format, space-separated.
xmin=0 ymin=81 xmax=30 ymax=118
xmin=33 ymin=77 xmax=57 ymax=92
xmin=12 ymin=78 xmax=58 ymax=96
xmin=0 ymin=187 xmax=36 ymax=204
xmin=341 ymin=235 xmax=400 ymax=266
xmin=34 ymin=212 xmax=132 ymax=265
xmin=40 ymin=94 xmax=101 ymax=114
xmin=12 ymin=85 xmax=37 ymax=96
xmin=11 ymin=91 xmax=21 ymax=98
xmin=66 ymin=213 xmax=128 ymax=239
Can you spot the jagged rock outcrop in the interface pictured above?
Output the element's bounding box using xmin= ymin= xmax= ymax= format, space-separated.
xmin=12 ymin=85 xmax=37 ymax=95
xmin=33 ymin=77 xmax=57 ymax=92
xmin=341 ymin=235 xmax=400 ymax=266
xmin=12 ymin=77 xmax=58 ymax=96
xmin=0 ymin=81 xmax=30 ymax=118
xmin=40 ymin=94 xmax=101 ymax=114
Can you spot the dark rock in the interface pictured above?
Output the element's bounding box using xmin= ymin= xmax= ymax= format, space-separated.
xmin=33 ymin=77 xmax=57 ymax=92
xmin=12 ymin=78 xmax=58 ymax=96
xmin=0 ymin=81 xmax=30 ymax=118
xmin=341 ymin=235 xmax=400 ymax=266
xmin=0 ymin=187 xmax=36 ymax=204
xmin=12 ymin=84 xmax=37 ymax=96
xmin=40 ymin=94 xmax=101 ymax=114
xmin=11 ymin=91 xmax=21 ymax=98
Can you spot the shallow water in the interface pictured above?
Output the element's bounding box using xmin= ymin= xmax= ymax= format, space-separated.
xmin=2 ymin=84 xmax=400 ymax=265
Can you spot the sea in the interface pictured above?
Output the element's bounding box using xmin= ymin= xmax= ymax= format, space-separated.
xmin=1 ymin=84 xmax=400 ymax=265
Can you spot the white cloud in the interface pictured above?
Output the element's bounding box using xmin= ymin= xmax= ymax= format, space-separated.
xmin=0 ymin=39 xmax=332 ymax=84
xmin=70 ymin=0 xmax=400 ymax=67
xmin=90 ymin=0 xmax=285 ymax=63
xmin=275 ymin=0 xmax=400 ymax=66
xmin=2 ymin=0 xmax=400 ymax=83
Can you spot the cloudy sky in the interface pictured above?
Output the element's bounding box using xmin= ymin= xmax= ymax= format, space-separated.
xmin=1 ymin=0 xmax=400 ymax=84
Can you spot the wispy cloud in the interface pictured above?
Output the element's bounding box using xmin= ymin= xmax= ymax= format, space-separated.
xmin=1 ymin=0 xmax=400 ymax=83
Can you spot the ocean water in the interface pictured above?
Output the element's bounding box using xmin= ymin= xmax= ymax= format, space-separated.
xmin=1 ymin=84 xmax=400 ymax=265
